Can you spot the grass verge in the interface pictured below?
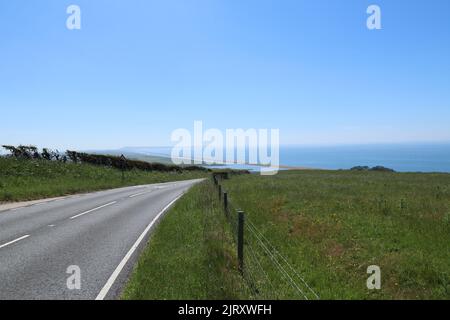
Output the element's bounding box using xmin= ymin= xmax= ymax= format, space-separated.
xmin=0 ymin=158 xmax=207 ymax=202
xmin=121 ymin=180 xmax=250 ymax=299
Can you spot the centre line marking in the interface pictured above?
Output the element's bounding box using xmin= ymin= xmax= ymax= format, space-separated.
xmin=129 ymin=190 xmax=152 ymax=198
xmin=95 ymin=193 xmax=184 ymax=300
xmin=0 ymin=235 xmax=30 ymax=250
xmin=69 ymin=201 xmax=117 ymax=220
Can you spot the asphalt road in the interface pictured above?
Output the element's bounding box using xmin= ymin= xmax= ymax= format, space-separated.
xmin=0 ymin=179 xmax=202 ymax=300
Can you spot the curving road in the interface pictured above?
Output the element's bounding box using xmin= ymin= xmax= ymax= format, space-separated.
xmin=0 ymin=179 xmax=202 ymax=300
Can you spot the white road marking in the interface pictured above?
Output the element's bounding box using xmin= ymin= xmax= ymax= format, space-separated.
xmin=48 ymin=224 xmax=56 ymax=227
xmin=0 ymin=235 xmax=30 ymax=250
xmin=69 ymin=201 xmax=117 ymax=220
xmin=11 ymin=207 xmax=24 ymax=211
xmin=95 ymin=193 xmax=184 ymax=300
xmin=129 ymin=190 xmax=153 ymax=198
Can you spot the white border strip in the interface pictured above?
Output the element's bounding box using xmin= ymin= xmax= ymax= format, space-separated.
xmin=0 ymin=235 xmax=30 ymax=250
xmin=95 ymin=193 xmax=184 ymax=300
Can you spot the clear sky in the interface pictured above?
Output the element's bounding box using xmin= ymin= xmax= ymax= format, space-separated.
xmin=1 ymin=0 xmax=450 ymax=150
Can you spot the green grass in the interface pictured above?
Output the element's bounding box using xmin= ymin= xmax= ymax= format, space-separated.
xmin=0 ymin=157 xmax=208 ymax=202
xmin=122 ymin=181 xmax=249 ymax=299
xmin=221 ymin=170 xmax=450 ymax=299
xmin=122 ymin=170 xmax=450 ymax=300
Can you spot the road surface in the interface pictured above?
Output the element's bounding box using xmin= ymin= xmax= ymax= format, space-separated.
xmin=0 ymin=179 xmax=202 ymax=300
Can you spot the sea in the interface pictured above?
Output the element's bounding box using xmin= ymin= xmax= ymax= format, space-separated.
xmin=123 ymin=143 xmax=450 ymax=173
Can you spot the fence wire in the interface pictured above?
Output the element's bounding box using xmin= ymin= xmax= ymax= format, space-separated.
xmin=214 ymin=176 xmax=320 ymax=300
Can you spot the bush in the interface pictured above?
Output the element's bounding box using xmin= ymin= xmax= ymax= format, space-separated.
xmin=350 ymin=165 xmax=395 ymax=172
xmin=370 ymin=166 xmax=395 ymax=172
xmin=350 ymin=166 xmax=370 ymax=171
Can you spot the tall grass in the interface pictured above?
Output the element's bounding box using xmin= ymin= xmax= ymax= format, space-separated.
xmin=222 ymin=170 xmax=450 ymax=299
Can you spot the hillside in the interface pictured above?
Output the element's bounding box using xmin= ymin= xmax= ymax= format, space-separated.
xmin=0 ymin=157 xmax=208 ymax=202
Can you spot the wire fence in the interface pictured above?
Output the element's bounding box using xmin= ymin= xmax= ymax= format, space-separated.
xmin=213 ymin=173 xmax=320 ymax=300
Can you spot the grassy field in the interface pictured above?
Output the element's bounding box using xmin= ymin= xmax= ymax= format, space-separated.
xmin=221 ymin=170 xmax=450 ymax=299
xmin=0 ymin=157 xmax=208 ymax=202
xmin=122 ymin=181 xmax=250 ymax=299
xmin=123 ymin=170 xmax=450 ymax=300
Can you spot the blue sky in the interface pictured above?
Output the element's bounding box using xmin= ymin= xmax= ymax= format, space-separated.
xmin=1 ymin=0 xmax=450 ymax=150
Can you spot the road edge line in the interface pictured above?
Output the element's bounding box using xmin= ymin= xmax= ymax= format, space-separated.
xmin=95 ymin=192 xmax=184 ymax=300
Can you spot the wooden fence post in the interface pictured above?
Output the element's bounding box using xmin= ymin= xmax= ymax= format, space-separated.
xmin=223 ymin=192 xmax=228 ymax=213
xmin=238 ymin=210 xmax=245 ymax=274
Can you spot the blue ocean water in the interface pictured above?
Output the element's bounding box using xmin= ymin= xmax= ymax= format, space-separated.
xmin=280 ymin=143 xmax=450 ymax=172
xmin=124 ymin=143 xmax=450 ymax=173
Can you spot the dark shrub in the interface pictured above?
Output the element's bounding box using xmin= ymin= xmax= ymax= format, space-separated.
xmin=350 ymin=166 xmax=370 ymax=171
xmin=370 ymin=166 xmax=395 ymax=172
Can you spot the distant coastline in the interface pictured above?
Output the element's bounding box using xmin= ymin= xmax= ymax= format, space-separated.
xmin=105 ymin=142 xmax=450 ymax=173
